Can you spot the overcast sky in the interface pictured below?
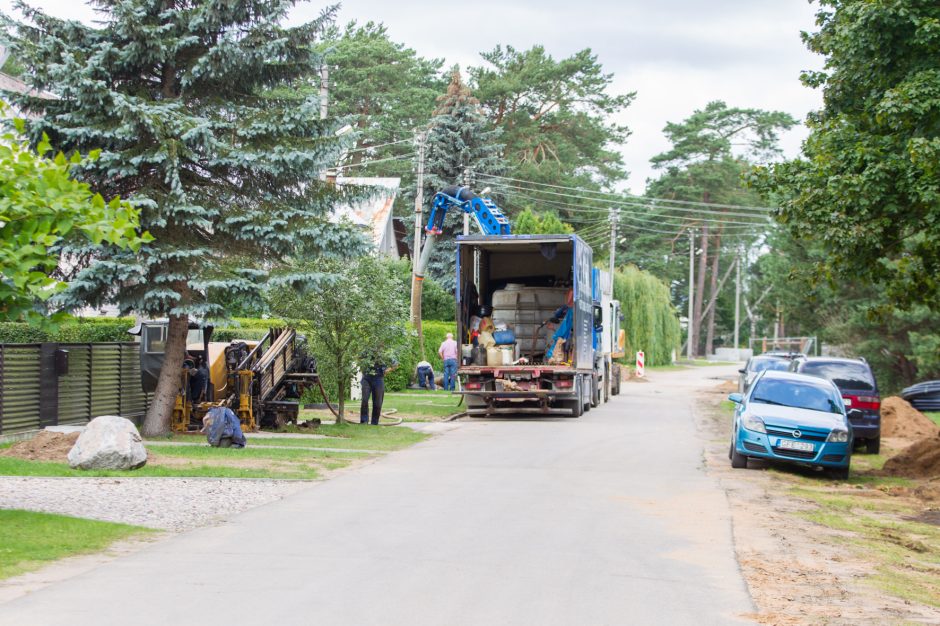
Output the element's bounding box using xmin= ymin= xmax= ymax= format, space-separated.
xmin=1 ymin=0 xmax=824 ymax=193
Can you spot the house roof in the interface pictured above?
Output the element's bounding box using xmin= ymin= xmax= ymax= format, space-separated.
xmin=331 ymin=177 xmax=401 ymax=249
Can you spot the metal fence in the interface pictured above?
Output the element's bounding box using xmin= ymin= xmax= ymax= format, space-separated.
xmin=0 ymin=342 xmax=150 ymax=436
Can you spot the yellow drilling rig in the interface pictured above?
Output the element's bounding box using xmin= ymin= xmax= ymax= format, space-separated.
xmin=131 ymin=321 xmax=320 ymax=432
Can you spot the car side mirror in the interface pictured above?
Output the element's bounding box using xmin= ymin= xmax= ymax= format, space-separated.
xmin=738 ymin=368 xmax=745 ymax=374
xmin=728 ymin=393 xmax=743 ymax=404
xmin=847 ymin=408 xmax=863 ymax=420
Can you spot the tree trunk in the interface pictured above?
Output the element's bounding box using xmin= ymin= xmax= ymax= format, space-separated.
xmin=692 ymin=224 xmax=709 ymax=357
xmin=336 ymin=376 xmax=346 ymax=425
xmin=141 ymin=313 xmax=188 ymax=437
xmin=705 ymin=230 xmax=722 ymax=357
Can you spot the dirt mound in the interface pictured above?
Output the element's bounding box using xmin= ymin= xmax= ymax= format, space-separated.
xmin=1 ymin=430 xmax=79 ymax=462
xmin=882 ymin=435 xmax=940 ymax=479
xmin=880 ymin=396 xmax=940 ymax=440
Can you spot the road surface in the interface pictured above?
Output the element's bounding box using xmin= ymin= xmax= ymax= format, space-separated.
xmin=0 ymin=365 xmax=753 ymax=625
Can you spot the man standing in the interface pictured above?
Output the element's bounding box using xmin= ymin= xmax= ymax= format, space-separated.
xmin=360 ymin=360 xmax=395 ymax=425
xmin=438 ymin=332 xmax=459 ymax=391
xmin=415 ymin=360 xmax=435 ymax=390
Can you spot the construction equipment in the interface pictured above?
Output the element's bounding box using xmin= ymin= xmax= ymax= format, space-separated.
xmin=131 ymin=321 xmax=319 ymax=432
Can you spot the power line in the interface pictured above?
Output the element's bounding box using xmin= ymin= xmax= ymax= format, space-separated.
xmin=346 ymin=137 xmax=416 ymax=154
xmin=337 ymin=152 xmax=417 ymax=170
xmin=486 ymin=178 xmax=773 ymax=220
xmin=477 ymin=172 xmax=776 ymax=213
xmin=500 ymin=188 xmax=769 ymax=231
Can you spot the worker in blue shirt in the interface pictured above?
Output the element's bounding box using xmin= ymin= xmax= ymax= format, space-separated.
xmin=544 ymin=290 xmax=574 ymax=362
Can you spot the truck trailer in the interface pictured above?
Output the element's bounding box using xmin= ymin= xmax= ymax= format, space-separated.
xmin=456 ymin=234 xmax=597 ymax=417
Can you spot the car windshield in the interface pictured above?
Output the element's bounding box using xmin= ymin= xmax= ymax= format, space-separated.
xmin=750 ymin=379 xmax=844 ymax=414
xmin=800 ymin=361 xmax=875 ymax=391
xmin=749 ymin=358 xmax=790 ymax=374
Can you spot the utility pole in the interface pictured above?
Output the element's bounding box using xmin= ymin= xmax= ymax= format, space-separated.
xmin=409 ymin=132 xmax=427 ymax=326
xmin=734 ymin=245 xmax=741 ymax=350
xmin=608 ymin=207 xmax=619 ymax=278
xmin=463 ymin=167 xmax=471 ymax=235
xmin=319 ymin=64 xmax=329 ymax=120
xmin=687 ymin=228 xmax=695 ymax=360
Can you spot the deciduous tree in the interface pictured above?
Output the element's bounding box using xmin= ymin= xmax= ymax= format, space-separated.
xmin=752 ymin=0 xmax=940 ymax=310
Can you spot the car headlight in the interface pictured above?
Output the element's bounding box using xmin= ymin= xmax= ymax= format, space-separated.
xmin=743 ymin=415 xmax=766 ymax=434
xmin=827 ymin=429 xmax=849 ymax=443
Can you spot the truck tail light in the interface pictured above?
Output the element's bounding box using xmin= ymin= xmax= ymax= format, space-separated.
xmin=555 ymin=378 xmax=573 ymax=388
xmin=464 ymin=381 xmax=482 ymax=390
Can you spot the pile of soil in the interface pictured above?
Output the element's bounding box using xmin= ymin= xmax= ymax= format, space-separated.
xmin=0 ymin=430 xmax=79 ymax=462
xmin=882 ymin=435 xmax=940 ymax=479
xmin=716 ymin=380 xmax=738 ymax=394
xmin=880 ymin=396 xmax=940 ymax=440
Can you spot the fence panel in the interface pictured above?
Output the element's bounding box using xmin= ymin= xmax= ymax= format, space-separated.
xmin=0 ymin=345 xmax=42 ymax=435
xmin=1 ymin=342 xmax=149 ymax=434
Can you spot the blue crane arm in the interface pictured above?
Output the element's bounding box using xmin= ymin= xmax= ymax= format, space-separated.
xmin=425 ymin=186 xmax=511 ymax=236
xmin=415 ymin=185 xmax=510 ymax=280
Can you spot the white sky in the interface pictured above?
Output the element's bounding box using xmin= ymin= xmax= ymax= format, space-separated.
xmin=0 ymin=0 xmax=824 ymax=194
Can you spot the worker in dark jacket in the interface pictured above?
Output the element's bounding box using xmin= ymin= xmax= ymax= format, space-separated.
xmin=360 ymin=360 xmax=397 ymax=425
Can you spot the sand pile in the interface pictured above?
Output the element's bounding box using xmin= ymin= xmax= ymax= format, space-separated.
xmin=880 ymin=396 xmax=940 ymax=439
xmin=0 ymin=430 xmax=79 ymax=462
xmin=882 ymin=435 xmax=940 ymax=479
xmin=716 ymin=380 xmax=738 ymax=393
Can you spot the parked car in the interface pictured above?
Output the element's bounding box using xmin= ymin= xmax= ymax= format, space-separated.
xmin=901 ymin=380 xmax=940 ymax=412
xmin=728 ymin=370 xmax=857 ymax=479
xmin=738 ymin=355 xmax=791 ymax=393
xmin=789 ymin=356 xmax=881 ymax=453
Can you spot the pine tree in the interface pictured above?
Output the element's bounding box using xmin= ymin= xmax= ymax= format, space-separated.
xmin=5 ymin=1 xmax=366 ymax=435
xmin=420 ymin=68 xmax=504 ymax=291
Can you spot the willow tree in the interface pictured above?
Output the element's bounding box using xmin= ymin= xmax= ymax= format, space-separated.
xmin=4 ymin=0 xmax=362 ymax=435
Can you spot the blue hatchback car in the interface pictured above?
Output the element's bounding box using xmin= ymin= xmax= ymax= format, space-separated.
xmin=728 ymin=370 xmax=858 ymax=479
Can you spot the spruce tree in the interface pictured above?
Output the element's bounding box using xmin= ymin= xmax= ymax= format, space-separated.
xmin=420 ymin=68 xmax=504 ymax=291
xmin=4 ymin=1 xmax=364 ymax=435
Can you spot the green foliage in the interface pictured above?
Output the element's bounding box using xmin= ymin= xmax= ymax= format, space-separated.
xmin=613 ymin=265 xmax=680 ymax=366
xmin=471 ymin=45 xmax=633 ymax=189
xmin=641 ymin=101 xmax=795 ymax=355
xmin=0 ymin=509 xmax=152 ymax=580
xmin=267 ymin=255 xmax=410 ymax=421
xmin=6 ymin=1 xmax=365 ymax=320
xmin=319 ymin=21 xmax=445 ymax=184
xmin=511 ymin=209 xmax=574 ymax=234
xmin=0 ymin=317 xmax=135 ymax=343
xmin=0 ymin=120 xmax=148 ymax=326
xmin=748 ymin=229 xmax=940 ymax=393
xmin=751 ymin=0 xmax=940 ymax=310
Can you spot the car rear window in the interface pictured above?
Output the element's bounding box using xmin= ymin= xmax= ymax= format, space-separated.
xmin=800 ymin=362 xmax=875 ymax=392
xmin=750 ymin=379 xmax=843 ymax=414
xmin=751 ymin=359 xmax=790 ymax=373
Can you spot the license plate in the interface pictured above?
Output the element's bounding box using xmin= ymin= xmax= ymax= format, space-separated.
xmin=778 ymin=439 xmax=814 ymax=452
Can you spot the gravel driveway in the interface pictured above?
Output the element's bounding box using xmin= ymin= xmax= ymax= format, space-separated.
xmin=0 ymin=477 xmax=312 ymax=531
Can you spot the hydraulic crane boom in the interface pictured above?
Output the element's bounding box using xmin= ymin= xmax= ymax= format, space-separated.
xmin=414 ymin=185 xmax=511 ymax=281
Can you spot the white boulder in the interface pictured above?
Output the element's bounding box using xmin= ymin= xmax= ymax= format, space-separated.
xmin=67 ymin=415 xmax=148 ymax=470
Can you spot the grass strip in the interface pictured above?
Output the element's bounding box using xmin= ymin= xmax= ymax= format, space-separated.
xmin=145 ymin=444 xmax=368 ymax=460
xmin=0 ymin=456 xmax=318 ymax=479
xmin=0 ymin=509 xmax=154 ymax=580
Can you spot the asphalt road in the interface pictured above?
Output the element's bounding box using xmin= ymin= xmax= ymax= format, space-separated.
xmin=0 ymin=365 xmax=753 ymax=625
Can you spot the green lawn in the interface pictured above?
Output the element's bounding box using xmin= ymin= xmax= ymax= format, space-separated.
xmin=0 ymin=510 xmax=153 ymax=580
xmin=925 ymin=412 xmax=940 ymax=428
xmin=0 ymin=456 xmax=321 ymax=479
xmin=299 ymin=391 xmax=463 ymax=422
xmin=253 ymin=424 xmax=429 ymax=451
xmin=145 ymin=443 xmax=367 ymax=461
